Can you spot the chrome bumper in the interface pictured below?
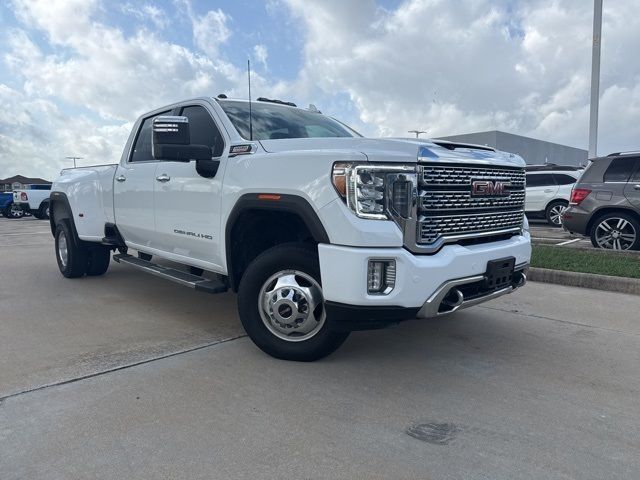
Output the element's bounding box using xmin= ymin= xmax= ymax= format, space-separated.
xmin=417 ymin=263 xmax=528 ymax=318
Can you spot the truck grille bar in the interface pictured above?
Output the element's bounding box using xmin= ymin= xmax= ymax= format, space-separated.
xmin=416 ymin=164 xmax=525 ymax=249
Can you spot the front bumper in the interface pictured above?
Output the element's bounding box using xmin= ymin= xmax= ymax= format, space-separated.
xmin=319 ymin=233 xmax=531 ymax=329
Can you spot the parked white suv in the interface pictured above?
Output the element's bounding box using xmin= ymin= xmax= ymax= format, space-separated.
xmin=49 ymin=96 xmax=531 ymax=361
xmin=525 ymin=166 xmax=582 ymax=226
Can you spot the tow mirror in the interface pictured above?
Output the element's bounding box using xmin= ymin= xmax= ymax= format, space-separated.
xmin=152 ymin=116 xmax=211 ymax=162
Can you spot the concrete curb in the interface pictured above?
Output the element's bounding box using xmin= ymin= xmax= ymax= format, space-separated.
xmin=528 ymin=267 xmax=640 ymax=296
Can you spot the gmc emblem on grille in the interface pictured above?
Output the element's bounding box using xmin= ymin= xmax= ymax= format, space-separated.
xmin=471 ymin=180 xmax=511 ymax=197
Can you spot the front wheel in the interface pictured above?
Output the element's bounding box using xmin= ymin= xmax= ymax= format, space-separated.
xmin=237 ymin=243 xmax=349 ymax=361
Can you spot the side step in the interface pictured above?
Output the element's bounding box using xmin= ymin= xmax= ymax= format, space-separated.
xmin=113 ymin=253 xmax=228 ymax=294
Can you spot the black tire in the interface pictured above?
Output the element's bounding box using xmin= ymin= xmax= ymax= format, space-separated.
xmin=138 ymin=252 xmax=152 ymax=261
xmin=545 ymin=200 xmax=568 ymax=227
xmin=5 ymin=205 xmax=24 ymax=219
xmin=38 ymin=201 xmax=50 ymax=220
xmin=590 ymin=211 xmax=640 ymax=250
xmin=237 ymin=243 xmax=349 ymax=362
xmin=86 ymin=246 xmax=110 ymax=276
xmin=55 ymin=222 xmax=88 ymax=278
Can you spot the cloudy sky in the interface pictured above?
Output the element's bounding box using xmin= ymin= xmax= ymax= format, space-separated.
xmin=0 ymin=0 xmax=639 ymax=180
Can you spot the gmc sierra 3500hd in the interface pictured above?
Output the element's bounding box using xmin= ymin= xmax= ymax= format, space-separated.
xmin=50 ymin=96 xmax=531 ymax=361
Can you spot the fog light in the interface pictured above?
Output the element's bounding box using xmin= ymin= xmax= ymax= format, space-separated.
xmin=367 ymin=259 xmax=396 ymax=295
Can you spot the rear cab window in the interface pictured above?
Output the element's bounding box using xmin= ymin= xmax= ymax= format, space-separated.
xmin=129 ymin=111 xmax=171 ymax=162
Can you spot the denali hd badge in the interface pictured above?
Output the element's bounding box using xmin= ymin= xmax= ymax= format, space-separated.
xmin=174 ymin=229 xmax=213 ymax=240
xmin=471 ymin=180 xmax=511 ymax=197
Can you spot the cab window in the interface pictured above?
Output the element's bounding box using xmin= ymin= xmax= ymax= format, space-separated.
xmin=130 ymin=111 xmax=170 ymax=162
xmin=179 ymin=105 xmax=225 ymax=157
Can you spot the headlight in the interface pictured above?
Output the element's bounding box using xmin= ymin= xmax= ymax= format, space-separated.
xmin=332 ymin=163 xmax=416 ymax=220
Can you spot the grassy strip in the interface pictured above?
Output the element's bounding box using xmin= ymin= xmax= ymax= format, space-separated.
xmin=531 ymin=245 xmax=640 ymax=279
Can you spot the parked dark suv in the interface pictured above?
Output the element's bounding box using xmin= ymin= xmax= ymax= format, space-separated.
xmin=562 ymin=152 xmax=640 ymax=250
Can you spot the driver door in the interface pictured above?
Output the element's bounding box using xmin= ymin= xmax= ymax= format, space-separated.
xmin=153 ymin=103 xmax=227 ymax=271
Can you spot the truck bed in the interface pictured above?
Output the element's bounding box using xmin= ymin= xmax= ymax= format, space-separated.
xmin=52 ymin=165 xmax=118 ymax=241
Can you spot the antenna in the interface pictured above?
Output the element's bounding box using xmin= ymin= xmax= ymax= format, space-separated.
xmin=247 ymin=59 xmax=253 ymax=141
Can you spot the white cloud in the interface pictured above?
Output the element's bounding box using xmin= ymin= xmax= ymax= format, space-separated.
xmin=254 ymin=44 xmax=268 ymax=70
xmin=1 ymin=0 xmax=273 ymax=179
xmin=283 ymin=0 xmax=640 ymax=152
xmin=177 ymin=0 xmax=231 ymax=58
xmin=120 ymin=3 xmax=168 ymax=30
xmin=0 ymin=83 xmax=131 ymax=180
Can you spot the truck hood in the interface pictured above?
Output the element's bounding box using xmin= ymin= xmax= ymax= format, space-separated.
xmin=259 ymin=137 xmax=525 ymax=168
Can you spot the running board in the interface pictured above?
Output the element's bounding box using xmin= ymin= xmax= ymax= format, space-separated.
xmin=112 ymin=253 xmax=228 ymax=294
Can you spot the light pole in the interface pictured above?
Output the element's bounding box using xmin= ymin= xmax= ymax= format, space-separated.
xmin=66 ymin=156 xmax=83 ymax=168
xmin=408 ymin=130 xmax=427 ymax=138
xmin=588 ymin=0 xmax=603 ymax=158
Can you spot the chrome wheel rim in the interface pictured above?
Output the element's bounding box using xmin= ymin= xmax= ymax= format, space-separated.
xmin=45 ymin=206 xmax=50 ymax=217
xmin=11 ymin=205 xmax=23 ymax=218
xmin=549 ymin=205 xmax=566 ymax=226
xmin=595 ymin=217 xmax=636 ymax=250
xmin=258 ymin=270 xmax=326 ymax=342
xmin=58 ymin=231 xmax=68 ymax=267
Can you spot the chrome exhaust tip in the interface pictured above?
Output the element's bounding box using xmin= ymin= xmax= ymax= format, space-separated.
xmin=440 ymin=288 xmax=464 ymax=312
xmin=513 ymin=271 xmax=527 ymax=288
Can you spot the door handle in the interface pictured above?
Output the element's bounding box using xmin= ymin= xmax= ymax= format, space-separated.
xmin=156 ymin=174 xmax=171 ymax=182
xmin=634 ymin=184 xmax=640 ymax=190
xmin=544 ymin=189 xmax=554 ymax=193
xmin=116 ymin=175 xmax=126 ymax=182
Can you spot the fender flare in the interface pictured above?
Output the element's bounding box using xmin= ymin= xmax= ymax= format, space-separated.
xmin=49 ymin=191 xmax=83 ymax=247
xmin=225 ymin=193 xmax=330 ymax=290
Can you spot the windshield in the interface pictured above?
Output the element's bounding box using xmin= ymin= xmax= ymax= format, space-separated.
xmin=219 ymin=100 xmax=360 ymax=140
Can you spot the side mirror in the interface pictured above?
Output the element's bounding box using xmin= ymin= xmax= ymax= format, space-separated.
xmin=152 ymin=116 xmax=212 ymax=162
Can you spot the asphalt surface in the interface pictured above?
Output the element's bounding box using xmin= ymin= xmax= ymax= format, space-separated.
xmin=528 ymin=219 xmax=593 ymax=247
xmin=1 ymin=217 xmax=639 ymax=479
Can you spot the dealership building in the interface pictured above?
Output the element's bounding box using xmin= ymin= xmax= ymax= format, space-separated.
xmin=436 ymin=130 xmax=588 ymax=166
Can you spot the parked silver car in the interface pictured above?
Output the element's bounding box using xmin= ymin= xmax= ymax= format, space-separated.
xmin=562 ymin=152 xmax=640 ymax=250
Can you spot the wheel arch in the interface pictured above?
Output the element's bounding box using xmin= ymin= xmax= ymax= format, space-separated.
xmin=49 ymin=192 xmax=82 ymax=246
xmin=545 ymin=198 xmax=569 ymax=211
xmin=225 ymin=193 xmax=330 ymax=292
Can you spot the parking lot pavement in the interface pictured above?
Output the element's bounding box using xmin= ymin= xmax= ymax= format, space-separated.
xmin=2 ymin=218 xmax=640 ymax=479
xmin=528 ymin=219 xmax=593 ymax=247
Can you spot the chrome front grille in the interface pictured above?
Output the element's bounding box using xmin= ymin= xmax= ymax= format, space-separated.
xmin=420 ymin=190 xmax=526 ymax=210
xmin=417 ymin=163 xmax=525 ymax=248
xmin=421 ymin=165 xmax=526 ymax=187
xmin=419 ymin=211 xmax=525 ymax=244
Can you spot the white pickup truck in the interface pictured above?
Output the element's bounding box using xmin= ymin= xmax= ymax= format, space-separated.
xmin=50 ymin=96 xmax=531 ymax=361
xmin=13 ymin=185 xmax=51 ymax=219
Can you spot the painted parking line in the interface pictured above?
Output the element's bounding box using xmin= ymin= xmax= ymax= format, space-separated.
xmin=0 ymin=231 xmax=51 ymax=236
xmin=556 ymin=238 xmax=582 ymax=246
